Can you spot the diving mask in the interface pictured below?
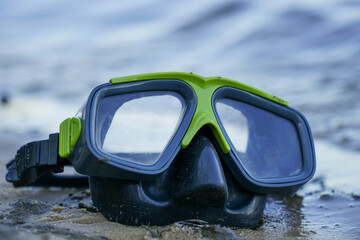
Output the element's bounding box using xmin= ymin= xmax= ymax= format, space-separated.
xmin=6 ymin=72 xmax=316 ymax=227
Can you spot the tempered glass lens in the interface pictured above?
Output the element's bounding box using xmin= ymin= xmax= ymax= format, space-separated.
xmin=95 ymin=91 xmax=184 ymax=165
xmin=216 ymin=98 xmax=303 ymax=179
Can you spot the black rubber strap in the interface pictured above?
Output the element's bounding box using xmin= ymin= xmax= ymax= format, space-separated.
xmin=6 ymin=133 xmax=88 ymax=188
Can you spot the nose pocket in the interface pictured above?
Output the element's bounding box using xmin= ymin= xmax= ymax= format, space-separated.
xmin=172 ymin=133 xmax=228 ymax=208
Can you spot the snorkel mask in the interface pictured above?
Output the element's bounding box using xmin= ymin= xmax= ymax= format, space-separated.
xmin=6 ymin=72 xmax=316 ymax=227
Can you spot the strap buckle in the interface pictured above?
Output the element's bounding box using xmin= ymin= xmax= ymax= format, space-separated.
xmin=6 ymin=133 xmax=89 ymax=188
xmin=6 ymin=133 xmax=64 ymax=187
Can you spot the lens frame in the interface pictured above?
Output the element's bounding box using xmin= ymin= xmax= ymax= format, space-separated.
xmin=94 ymin=90 xmax=185 ymax=166
xmin=212 ymin=87 xmax=316 ymax=195
xmin=79 ymin=80 xmax=196 ymax=177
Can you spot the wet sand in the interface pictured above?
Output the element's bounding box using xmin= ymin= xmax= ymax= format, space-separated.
xmin=1 ymin=134 xmax=359 ymax=240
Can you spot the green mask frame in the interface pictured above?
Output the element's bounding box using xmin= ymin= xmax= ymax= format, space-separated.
xmin=110 ymin=72 xmax=288 ymax=154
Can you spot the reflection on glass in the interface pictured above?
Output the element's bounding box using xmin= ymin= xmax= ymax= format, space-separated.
xmin=216 ymin=98 xmax=303 ymax=179
xmin=96 ymin=91 xmax=184 ymax=165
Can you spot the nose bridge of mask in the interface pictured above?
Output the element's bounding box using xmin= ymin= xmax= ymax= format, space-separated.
xmin=180 ymin=82 xmax=231 ymax=154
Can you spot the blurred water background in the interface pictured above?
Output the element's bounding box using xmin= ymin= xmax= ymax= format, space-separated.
xmin=0 ymin=0 xmax=360 ymax=239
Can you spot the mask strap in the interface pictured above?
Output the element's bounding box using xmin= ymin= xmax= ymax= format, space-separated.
xmin=6 ymin=133 xmax=88 ymax=188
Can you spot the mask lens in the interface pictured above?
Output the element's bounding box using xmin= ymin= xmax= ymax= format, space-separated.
xmin=95 ymin=91 xmax=184 ymax=165
xmin=216 ymin=98 xmax=303 ymax=179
